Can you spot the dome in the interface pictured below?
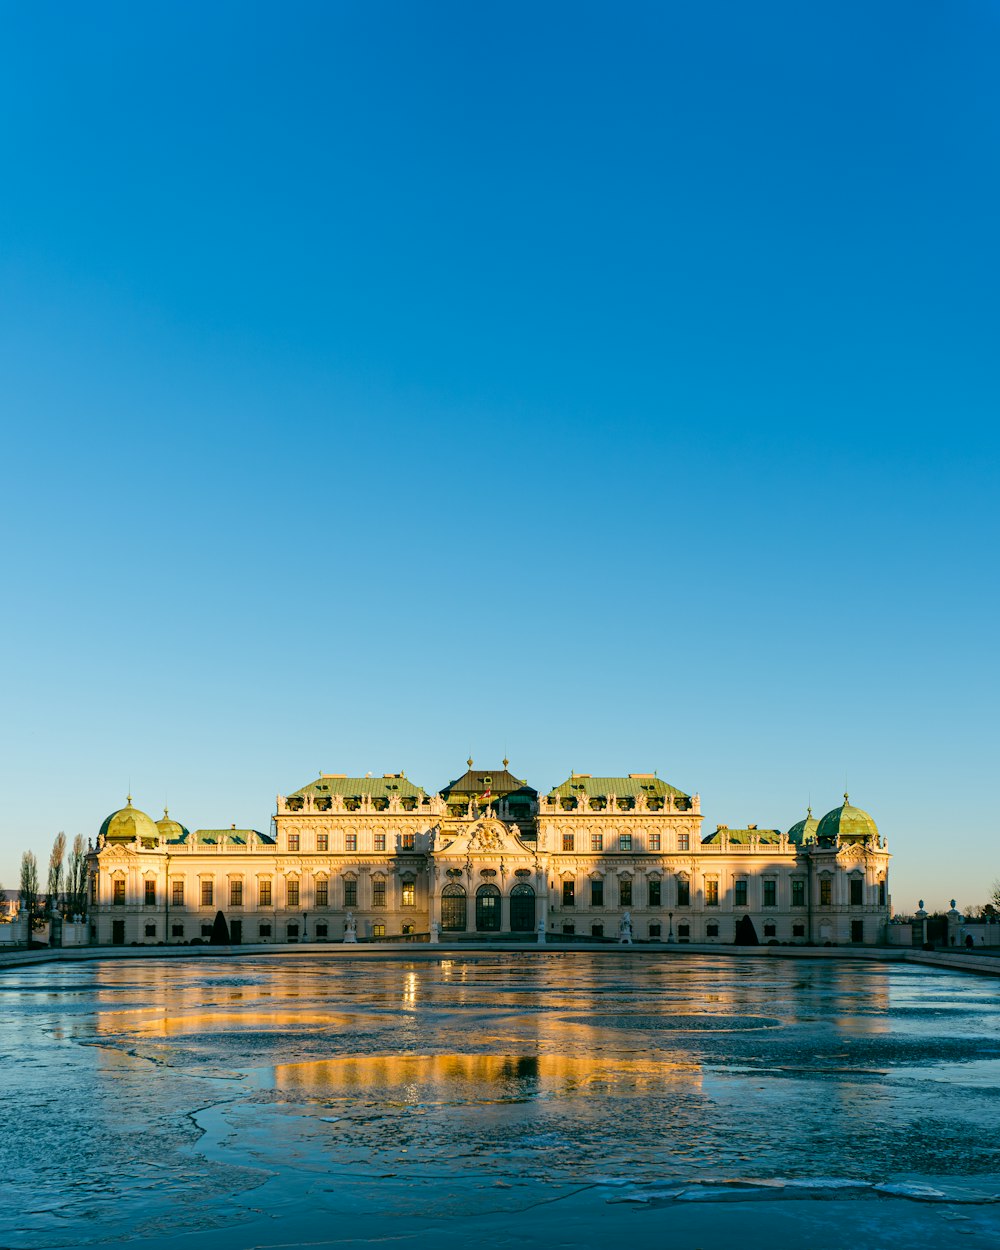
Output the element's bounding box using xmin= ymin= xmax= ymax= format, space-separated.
xmin=815 ymin=794 xmax=879 ymax=843
xmin=156 ymin=807 xmax=190 ymax=841
xmin=787 ymin=807 xmax=819 ymax=845
xmin=99 ymin=797 xmax=161 ymax=844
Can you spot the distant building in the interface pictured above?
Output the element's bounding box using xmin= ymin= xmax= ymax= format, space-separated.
xmin=86 ymin=765 xmax=890 ymax=946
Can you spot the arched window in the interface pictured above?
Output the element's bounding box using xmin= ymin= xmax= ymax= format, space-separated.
xmin=475 ymin=884 xmax=501 ymax=932
xmin=441 ymin=883 xmax=467 ymax=932
xmin=510 ymin=883 xmax=536 ymax=932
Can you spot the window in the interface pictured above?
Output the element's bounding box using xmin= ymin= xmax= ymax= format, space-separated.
xmin=878 ymin=880 xmax=886 ymax=906
xmin=851 ymin=920 xmax=864 ymax=943
xmin=287 ymin=879 xmax=300 ymax=907
xmin=90 ymin=875 xmax=98 ymax=903
xmin=345 ymin=834 xmax=357 ymax=852
xmin=402 ymin=923 xmax=414 ymax=935
xmin=372 ymin=879 xmax=386 ymax=908
xmin=375 ymin=833 xmax=386 ymax=852
xmin=144 ymin=880 xmax=156 ymax=906
xmin=763 ymin=880 xmax=776 ymax=907
xmin=315 ymin=923 xmax=328 ymax=938
xmin=591 ymin=922 xmax=604 ymax=937
xmin=288 ymin=834 xmax=300 ymax=851
xmin=562 ymin=880 xmax=575 ymax=906
xmin=764 ymin=922 xmax=776 ymax=938
xmin=705 ymin=879 xmax=719 ymax=906
xmin=820 ymin=878 xmax=832 ymax=906
xmin=619 ymin=834 xmax=632 ymax=852
xmin=591 ymin=879 xmax=604 ymax=907
xmin=316 ymin=879 xmax=329 ymax=907
xmin=677 ymin=877 xmax=690 ymax=906
xmin=144 ymin=923 xmax=156 ymax=938
xmin=591 ymin=833 xmax=603 ymax=851
xmin=734 ymin=879 xmax=748 ymax=907
xmin=344 ymin=879 xmax=357 ymax=908
xmin=400 ymin=832 xmax=415 ymax=850
xmin=649 ymin=833 xmax=661 ymax=851
xmin=649 ymin=922 xmax=661 ymax=938
xmin=648 ymin=878 xmax=661 ymax=907
xmin=619 ymin=878 xmax=633 ymax=906
xmin=171 ymin=880 xmax=184 ymax=907
xmin=259 ymin=879 xmax=272 ymax=906
xmin=850 ymin=878 xmax=863 ymax=906
xmin=677 ymin=923 xmax=690 ymax=939
xmin=229 ymin=880 xmax=243 ymax=907
xmin=792 ymin=880 xmax=805 ymax=907
xmin=678 ymin=833 xmax=690 ymax=851
xmin=706 ymin=922 xmax=719 ymax=938
xmin=402 ymin=882 xmax=415 ymax=907
xmin=792 ymin=923 xmax=806 ymax=937
xmin=259 ymin=923 xmax=272 ymax=938
xmin=562 ymin=923 xmax=575 ymax=935
xmin=201 ymin=880 xmax=213 ymax=907
xmin=317 ymin=834 xmax=329 ymax=852
xmin=373 ymin=923 xmax=386 ymax=938
xmin=201 ymin=923 xmax=213 ymax=938
xmin=171 ymin=924 xmax=184 ymax=938
xmin=562 ymin=833 xmax=575 ymax=852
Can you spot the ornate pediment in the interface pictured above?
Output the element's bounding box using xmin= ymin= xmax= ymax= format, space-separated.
xmin=434 ymin=816 xmax=535 ymax=861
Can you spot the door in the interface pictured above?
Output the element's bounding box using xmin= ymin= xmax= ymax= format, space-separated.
xmin=510 ymin=884 xmax=536 ymax=932
xmin=476 ymin=884 xmax=501 ymax=932
xmin=230 ymin=920 xmax=242 ymax=945
xmin=441 ymin=885 xmax=467 ymax=931
xmin=112 ymin=920 xmax=125 ymax=945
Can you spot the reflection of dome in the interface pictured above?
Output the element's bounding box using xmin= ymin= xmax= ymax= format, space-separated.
xmin=815 ymin=794 xmax=878 ymax=843
xmin=99 ymin=797 xmax=160 ymax=844
xmin=787 ymin=807 xmax=819 ymax=845
xmin=156 ymin=808 xmax=190 ymax=840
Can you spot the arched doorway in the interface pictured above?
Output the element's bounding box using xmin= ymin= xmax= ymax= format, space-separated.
xmin=510 ymin=883 xmax=535 ymax=932
xmin=476 ymin=884 xmax=501 ymax=932
xmin=441 ymin=883 xmax=467 ymax=932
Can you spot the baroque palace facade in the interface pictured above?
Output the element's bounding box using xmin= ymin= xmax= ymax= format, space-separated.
xmin=86 ymin=761 xmax=891 ymax=946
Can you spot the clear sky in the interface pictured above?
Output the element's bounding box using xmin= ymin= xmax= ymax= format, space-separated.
xmin=1 ymin=1 xmax=997 ymax=911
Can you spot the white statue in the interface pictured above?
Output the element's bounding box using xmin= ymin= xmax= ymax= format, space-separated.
xmin=619 ymin=911 xmax=633 ymax=945
xmin=343 ymin=912 xmax=358 ymax=943
xmin=537 ymin=917 xmax=546 ymax=945
xmin=429 ymin=919 xmax=440 ymax=944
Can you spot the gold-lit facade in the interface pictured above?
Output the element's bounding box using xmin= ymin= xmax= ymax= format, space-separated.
xmin=86 ymin=763 xmax=891 ymax=947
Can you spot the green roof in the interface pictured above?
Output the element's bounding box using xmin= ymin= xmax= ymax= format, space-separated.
xmin=290 ymin=774 xmax=427 ymax=801
xmin=547 ymin=774 xmax=688 ymax=800
xmin=786 ymin=809 xmax=819 ymax=845
xmin=172 ymin=828 xmax=273 ymax=846
xmin=702 ymin=827 xmax=782 ymax=845
xmin=815 ymin=797 xmax=878 ymax=842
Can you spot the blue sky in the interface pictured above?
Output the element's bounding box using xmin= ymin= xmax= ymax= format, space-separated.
xmin=1 ymin=1 xmax=997 ymax=910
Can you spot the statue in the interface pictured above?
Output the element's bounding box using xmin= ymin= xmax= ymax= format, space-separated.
xmin=619 ymin=911 xmax=633 ymax=945
xmin=429 ymin=919 xmax=440 ymax=944
xmin=343 ymin=912 xmax=358 ymax=944
xmin=537 ymin=917 xmax=546 ymax=945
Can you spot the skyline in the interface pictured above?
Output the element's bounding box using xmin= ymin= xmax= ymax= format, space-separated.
xmin=1 ymin=2 xmax=997 ymax=912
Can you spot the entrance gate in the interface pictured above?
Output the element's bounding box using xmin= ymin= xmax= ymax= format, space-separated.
xmin=510 ymin=883 xmax=536 ymax=932
xmin=475 ymin=884 xmax=501 ymax=931
xmin=441 ymin=884 xmax=467 ymax=931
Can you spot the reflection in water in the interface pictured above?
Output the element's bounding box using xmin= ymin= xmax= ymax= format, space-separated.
xmin=3 ymin=952 xmax=1000 ymax=1250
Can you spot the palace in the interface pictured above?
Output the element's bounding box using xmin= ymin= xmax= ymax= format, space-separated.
xmin=86 ymin=761 xmax=891 ymax=946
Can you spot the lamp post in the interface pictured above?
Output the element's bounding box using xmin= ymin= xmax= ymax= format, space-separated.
xmin=302 ymin=911 xmax=308 ymax=942
xmin=667 ymin=911 xmax=675 ymax=943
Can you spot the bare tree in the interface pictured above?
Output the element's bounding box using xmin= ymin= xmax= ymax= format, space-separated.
xmin=19 ymin=851 xmax=39 ymax=938
xmin=990 ymin=880 xmax=1000 ymax=912
xmin=65 ymin=834 xmax=88 ymax=919
xmin=47 ymin=832 xmax=66 ymax=915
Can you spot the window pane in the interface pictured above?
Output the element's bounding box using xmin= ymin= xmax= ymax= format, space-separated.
xmin=678 ymin=834 xmax=689 ymax=851
xmin=591 ymin=833 xmax=603 ymax=851
xmin=287 ymin=880 xmax=300 ymax=907
xmin=763 ymin=880 xmax=776 ymax=907
xmin=734 ymin=880 xmax=747 ymax=906
xmin=591 ymin=879 xmax=604 ymax=907
xmin=373 ymin=879 xmax=386 ymax=907
xmin=562 ymin=834 xmax=574 ymax=852
xmin=402 ymin=882 xmax=415 ymax=907
xmin=344 ymin=879 xmax=357 ymax=907
xmin=316 ymin=880 xmax=329 ymax=907
xmin=201 ymin=881 xmax=213 ymax=906
xmin=259 ymin=880 xmax=272 ymax=906
xmin=317 ymin=834 xmax=328 ymax=851
xmin=677 ymin=878 xmax=690 ymax=906
xmin=648 ymin=879 xmax=661 ymax=906
xmin=375 ymin=834 xmax=386 ymax=851
xmin=288 ymin=834 xmax=300 ymax=851
xmin=562 ymin=880 xmax=575 ymax=906
xmin=619 ymin=834 xmax=632 ymax=851
xmin=649 ymin=834 xmax=661 ymax=851
xmin=620 ymin=879 xmax=632 ymax=906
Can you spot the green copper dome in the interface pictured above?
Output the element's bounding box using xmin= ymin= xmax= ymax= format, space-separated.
xmin=156 ymin=808 xmax=190 ymax=841
xmin=99 ymin=797 xmax=160 ymax=844
xmin=787 ymin=807 xmax=819 ymax=845
xmin=815 ymin=794 xmax=878 ymax=843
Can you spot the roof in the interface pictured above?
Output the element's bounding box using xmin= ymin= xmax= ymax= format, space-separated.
xmin=816 ymin=796 xmax=878 ymax=842
xmin=99 ymin=798 xmax=160 ymax=843
xmin=786 ymin=809 xmax=819 ymax=845
xmin=547 ymin=774 xmax=688 ymax=800
xmin=172 ymin=828 xmax=273 ymax=846
xmin=290 ymin=774 xmax=427 ymax=801
xmin=702 ymin=826 xmax=782 ymax=845
xmin=440 ymin=763 xmax=537 ymax=800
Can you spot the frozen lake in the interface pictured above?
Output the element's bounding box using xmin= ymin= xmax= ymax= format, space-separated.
xmin=5 ymin=951 xmax=1000 ymax=1249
